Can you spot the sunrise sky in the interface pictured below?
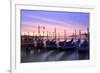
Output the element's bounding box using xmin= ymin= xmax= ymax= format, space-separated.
xmin=21 ymin=10 xmax=89 ymax=37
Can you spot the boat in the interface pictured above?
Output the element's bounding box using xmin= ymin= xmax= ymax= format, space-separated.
xmin=79 ymin=39 xmax=89 ymax=52
xmin=46 ymin=40 xmax=57 ymax=50
xmin=36 ymin=39 xmax=44 ymax=49
xmin=58 ymin=38 xmax=75 ymax=51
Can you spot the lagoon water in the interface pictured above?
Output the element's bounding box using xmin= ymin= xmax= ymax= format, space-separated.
xmin=21 ymin=48 xmax=89 ymax=63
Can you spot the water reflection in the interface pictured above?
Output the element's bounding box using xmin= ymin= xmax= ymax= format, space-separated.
xmin=21 ymin=48 xmax=89 ymax=63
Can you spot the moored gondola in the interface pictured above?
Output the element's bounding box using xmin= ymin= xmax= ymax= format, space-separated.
xmin=78 ymin=39 xmax=89 ymax=52
xmin=46 ymin=40 xmax=57 ymax=50
xmin=58 ymin=38 xmax=75 ymax=51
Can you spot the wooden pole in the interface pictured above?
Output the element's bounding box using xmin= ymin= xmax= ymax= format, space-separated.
xmin=75 ymin=30 xmax=76 ymax=40
xmin=42 ymin=26 xmax=45 ymax=40
xmin=54 ymin=27 xmax=57 ymax=41
xmin=33 ymin=32 xmax=34 ymax=36
xmin=58 ymin=32 xmax=60 ymax=41
xmin=47 ymin=31 xmax=48 ymax=40
xmin=87 ymin=27 xmax=89 ymax=41
xmin=28 ymin=32 xmax=30 ymax=36
xmin=79 ymin=29 xmax=81 ymax=39
xmin=64 ymin=29 xmax=67 ymax=41
xmin=38 ymin=25 xmax=40 ymax=36
xmin=53 ymin=32 xmax=54 ymax=40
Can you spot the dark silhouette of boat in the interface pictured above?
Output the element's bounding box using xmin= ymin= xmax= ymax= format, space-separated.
xmin=37 ymin=39 xmax=44 ymax=48
xmin=72 ymin=38 xmax=89 ymax=52
xmin=79 ymin=39 xmax=89 ymax=52
xmin=21 ymin=36 xmax=35 ymax=56
xmin=46 ymin=40 xmax=57 ymax=50
xmin=58 ymin=38 xmax=75 ymax=51
xmin=74 ymin=39 xmax=81 ymax=48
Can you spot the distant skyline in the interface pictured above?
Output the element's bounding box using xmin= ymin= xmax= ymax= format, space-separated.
xmin=21 ymin=9 xmax=89 ymax=36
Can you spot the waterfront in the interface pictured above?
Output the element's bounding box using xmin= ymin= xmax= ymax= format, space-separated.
xmin=21 ymin=33 xmax=89 ymax=63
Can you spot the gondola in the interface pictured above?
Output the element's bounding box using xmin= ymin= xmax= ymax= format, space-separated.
xmin=46 ymin=40 xmax=57 ymax=50
xmin=21 ymin=38 xmax=35 ymax=56
xmin=58 ymin=38 xmax=75 ymax=51
xmin=78 ymin=39 xmax=89 ymax=52
xmin=36 ymin=39 xmax=44 ymax=52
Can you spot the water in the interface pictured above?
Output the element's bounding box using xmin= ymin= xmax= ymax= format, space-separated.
xmin=21 ymin=35 xmax=89 ymax=63
xmin=21 ymin=48 xmax=89 ymax=63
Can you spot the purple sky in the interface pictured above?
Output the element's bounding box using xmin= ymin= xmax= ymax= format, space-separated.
xmin=21 ymin=10 xmax=89 ymax=36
